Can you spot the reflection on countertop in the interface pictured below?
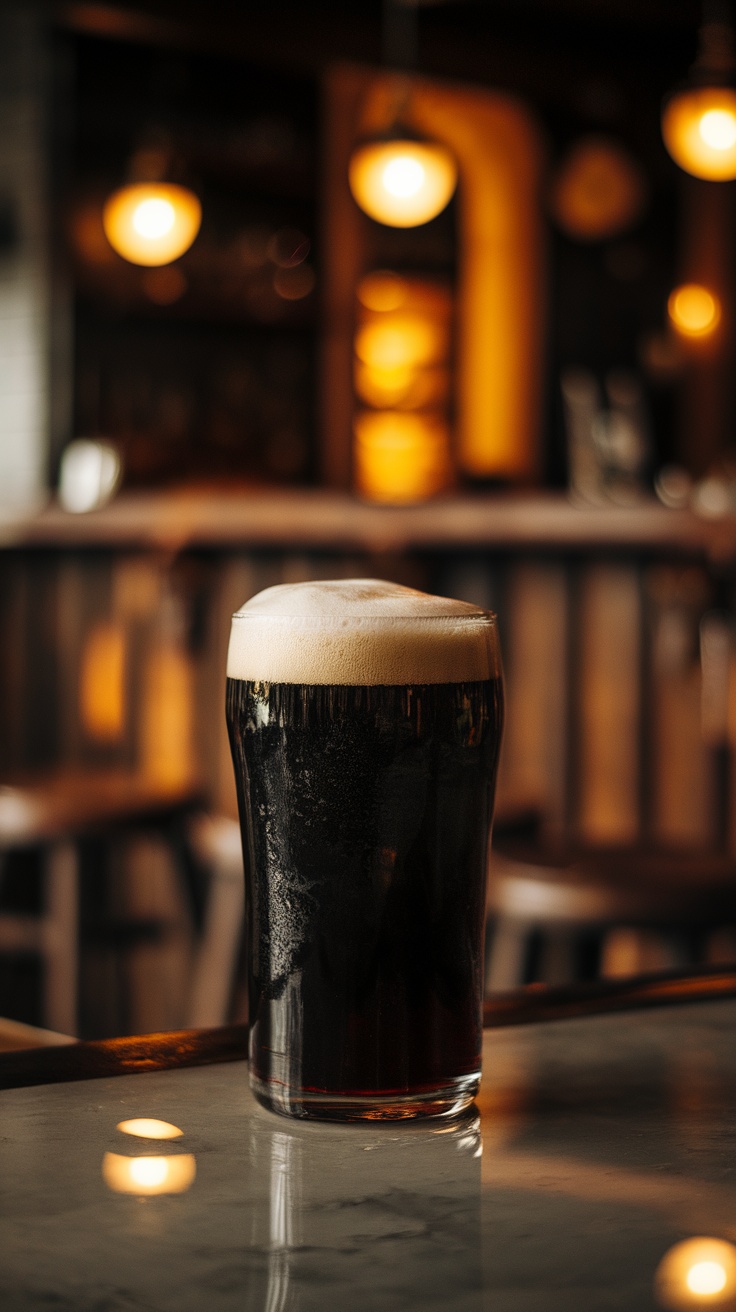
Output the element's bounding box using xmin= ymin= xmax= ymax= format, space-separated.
xmin=2 ymin=1001 xmax=736 ymax=1309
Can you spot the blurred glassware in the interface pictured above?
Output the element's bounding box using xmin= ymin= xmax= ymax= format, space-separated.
xmin=562 ymin=368 xmax=650 ymax=505
xmin=662 ymin=11 xmax=736 ymax=180
xmin=103 ymin=182 xmax=201 ymax=266
xmin=273 ymin=264 xmax=315 ymax=301
xmin=267 ymin=227 xmax=310 ymax=268
xmin=692 ymin=470 xmax=736 ymax=518
xmin=58 ymin=440 xmax=122 ymax=514
xmin=655 ymin=465 xmax=694 ymax=509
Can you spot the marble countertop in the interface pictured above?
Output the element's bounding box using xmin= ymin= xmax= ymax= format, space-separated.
xmin=3 ymin=1000 xmax=736 ymax=1310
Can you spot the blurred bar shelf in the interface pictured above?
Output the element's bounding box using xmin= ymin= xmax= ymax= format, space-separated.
xmin=2 ymin=489 xmax=735 ymax=559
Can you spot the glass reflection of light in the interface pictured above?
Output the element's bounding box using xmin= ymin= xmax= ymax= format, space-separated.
xmin=265 ymin=1131 xmax=299 ymax=1312
xmin=255 ymin=1109 xmax=481 ymax=1312
xmin=102 ymin=1151 xmax=196 ymax=1196
xmin=655 ymin=1237 xmax=736 ymax=1309
xmin=117 ymin=1118 xmax=183 ymax=1140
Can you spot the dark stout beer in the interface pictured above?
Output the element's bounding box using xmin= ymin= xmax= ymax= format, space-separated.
xmin=226 ymin=580 xmax=503 ymax=1120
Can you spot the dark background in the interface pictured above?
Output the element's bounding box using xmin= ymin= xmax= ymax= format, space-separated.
xmin=49 ymin=0 xmax=710 ymax=490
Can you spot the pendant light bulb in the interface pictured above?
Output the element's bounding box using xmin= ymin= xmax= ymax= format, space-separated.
xmin=103 ymin=182 xmax=201 ymax=266
xmin=662 ymin=86 xmax=736 ymax=179
xmin=349 ymin=138 xmax=457 ymax=228
xmin=662 ymin=12 xmax=736 ymax=180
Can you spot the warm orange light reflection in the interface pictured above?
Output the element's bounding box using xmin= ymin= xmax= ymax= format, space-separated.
xmin=354 ymin=411 xmax=451 ymax=503
xmin=273 ymin=264 xmax=315 ymax=300
xmin=140 ymin=642 xmax=194 ymax=787
xmin=353 ymin=270 xmax=453 ymax=501
xmin=117 ymin=1118 xmax=183 ymax=1140
xmin=550 ymin=136 xmax=647 ymax=241
xmin=668 ymin=284 xmax=721 ymax=338
xmin=687 ymin=1263 xmax=727 ymax=1296
xmin=663 ymin=87 xmax=736 ymax=180
xmin=142 ymin=266 xmax=187 ymax=305
xmin=349 ymin=139 xmax=457 ymax=227
xmin=102 ymin=1151 xmax=196 ymax=1196
xmin=355 ymin=360 xmax=449 ymax=409
xmin=355 ymin=315 xmax=445 ymax=371
xmin=80 ymin=623 xmax=126 ymax=742
xmin=655 ymin=1237 xmax=736 ymax=1309
xmin=103 ymin=183 xmax=201 ymax=266
xmin=357 ymin=271 xmax=407 ymax=312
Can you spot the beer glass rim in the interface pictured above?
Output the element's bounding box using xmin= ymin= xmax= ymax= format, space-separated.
xmin=230 ymin=609 xmax=498 ymax=625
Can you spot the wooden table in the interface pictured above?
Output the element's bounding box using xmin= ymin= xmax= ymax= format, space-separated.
xmin=3 ymin=977 xmax=736 ymax=1309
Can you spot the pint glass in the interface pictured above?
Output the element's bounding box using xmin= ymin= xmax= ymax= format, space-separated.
xmin=226 ymin=579 xmax=503 ymax=1121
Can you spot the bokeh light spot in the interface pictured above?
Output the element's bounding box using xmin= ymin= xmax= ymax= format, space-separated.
xmin=117 ymin=1118 xmax=183 ymax=1140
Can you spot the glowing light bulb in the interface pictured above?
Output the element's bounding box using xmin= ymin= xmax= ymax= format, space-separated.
xmin=103 ymin=183 xmax=201 ymax=266
xmin=132 ymin=198 xmax=175 ymax=240
xmin=382 ymin=155 xmax=425 ymax=198
xmin=662 ymin=88 xmax=736 ymax=179
xmin=349 ymin=139 xmax=457 ymax=228
xmin=668 ymin=284 xmax=721 ymax=338
xmin=699 ymin=108 xmax=736 ymax=150
xmin=685 ymin=1261 xmax=727 ymax=1297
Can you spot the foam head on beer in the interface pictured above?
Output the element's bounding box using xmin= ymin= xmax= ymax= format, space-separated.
xmin=227 ymin=578 xmax=499 ymax=685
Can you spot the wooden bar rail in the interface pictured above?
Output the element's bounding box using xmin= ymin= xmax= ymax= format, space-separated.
xmin=2 ymin=965 xmax=736 ymax=1091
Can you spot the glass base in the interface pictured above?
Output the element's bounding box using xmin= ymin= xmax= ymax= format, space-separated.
xmin=250 ymin=1071 xmax=481 ymax=1122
